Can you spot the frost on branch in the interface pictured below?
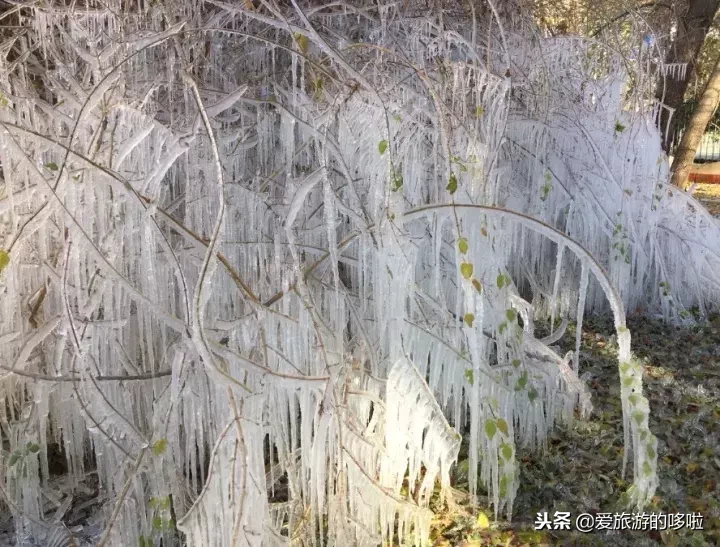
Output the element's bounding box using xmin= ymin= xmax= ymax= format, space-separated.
xmin=0 ymin=0 xmax=710 ymax=544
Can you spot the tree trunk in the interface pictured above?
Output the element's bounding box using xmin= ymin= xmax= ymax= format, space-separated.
xmin=657 ymin=0 xmax=720 ymax=151
xmin=670 ymin=54 xmax=720 ymax=188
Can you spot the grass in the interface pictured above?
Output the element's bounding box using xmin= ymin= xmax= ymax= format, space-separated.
xmin=429 ymin=315 xmax=720 ymax=547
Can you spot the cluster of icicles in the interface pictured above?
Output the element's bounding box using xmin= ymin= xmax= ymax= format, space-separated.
xmin=5 ymin=0 xmax=718 ymax=545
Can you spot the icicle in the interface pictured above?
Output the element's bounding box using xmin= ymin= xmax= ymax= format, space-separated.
xmin=550 ymin=243 xmax=564 ymax=334
xmin=573 ymin=262 xmax=589 ymax=372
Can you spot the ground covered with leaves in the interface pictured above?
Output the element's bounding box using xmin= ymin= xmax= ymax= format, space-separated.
xmin=429 ymin=315 xmax=720 ymax=546
xmin=694 ymin=183 xmax=720 ymax=216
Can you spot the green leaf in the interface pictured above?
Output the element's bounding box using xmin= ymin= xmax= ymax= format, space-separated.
xmin=8 ymin=453 xmax=20 ymax=467
xmin=506 ymin=309 xmax=516 ymax=322
xmin=646 ymin=445 xmax=656 ymax=460
xmin=498 ymin=322 xmax=507 ymax=335
xmin=312 ymin=77 xmax=324 ymax=94
xmin=496 ymin=418 xmax=509 ymax=435
xmin=615 ymin=121 xmax=626 ymax=133
xmin=138 ymin=536 xmax=149 ymax=547
xmin=446 ymin=172 xmax=457 ymax=194
xmin=392 ymin=172 xmax=403 ymax=191
xmin=516 ymin=371 xmax=528 ymax=390
xmin=472 ymin=279 xmax=483 ymax=293
xmin=632 ymin=411 xmax=644 ymax=425
xmin=496 ymin=273 xmax=506 ymax=289
xmin=294 ymin=33 xmax=309 ymax=55
xmin=152 ymin=516 xmax=163 ymax=530
xmin=540 ymin=182 xmax=552 ymax=201
xmin=643 ymin=461 xmax=652 ymax=477
xmin=0 ymin=250 xmax=10 ymax=275
xmin=149 ymin=496 xmax=170 ymax=510
xmin=378 ymin=139 xmax=388 ymax=155
xmin=511 ymin=359 xmax=521 ymax=368
xmin=464 ymin=369 xmax=474 ymax=386
xmin=476 ymin=511 xmax=490 ymax=529
xmin=500 ymin=443 xmax=512 ymax=460
xmin=152 ymin=438 xmax=168 ymax=456
xmin=528 ymin=387 xmax=538 ymax=402
xmin=475 ymin=105 xmax=484 ymax=117
xmin=458 ymin=237 xmax=469 ymax=254
xmin=460 ymin=262 xmax=473 ymax=279
xmin=27 ymin=443 xmax=40 ymax=454
xmin=464 ymin=313 xmax=475 ymax=327
xmin=485 ymin=419 xmax=497 ymax=440
xmin=628 ymin=394 xmax=640 ymax=406
xmin=499 ymin=474 xmax=508 ymax=497
xmin=44 ymin=162 xmax=59 ymax=172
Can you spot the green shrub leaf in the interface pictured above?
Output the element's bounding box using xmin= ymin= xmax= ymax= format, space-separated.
xmin=464 ymin=369 xmax=474 ymax=385
xmin=458 ymin=237 xmax=469 ymax=254
xmin=485 ymin=419 xmax=497 ymax=440
xmin=446 ymin=172 xmax=457 ymax=194
xmin=0 ymin=250 xmax=10 ymax=275
xmin=152 ymin=438 xmax=168 ymax=456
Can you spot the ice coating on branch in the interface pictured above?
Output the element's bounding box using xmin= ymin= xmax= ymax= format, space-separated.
xmin=381 ymin=358 xmax=461 ymax=505
xmin=0 ymin=0 xmax=704 ymax=544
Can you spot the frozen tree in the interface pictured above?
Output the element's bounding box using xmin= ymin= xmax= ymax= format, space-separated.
xmin=0 ymin=0 xmax=716 ymax=545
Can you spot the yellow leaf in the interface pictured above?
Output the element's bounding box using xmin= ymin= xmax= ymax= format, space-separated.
xmin=0 ymin=250 xmax=10 ymax=274
xmin=476 ymin=511 xmax=490 ymax=529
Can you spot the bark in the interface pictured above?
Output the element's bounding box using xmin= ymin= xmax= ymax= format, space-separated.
xmin=670 ymin=53 xmax=720 ymax=188
xmin=657 ymin=0 xmax=720 ymax=151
